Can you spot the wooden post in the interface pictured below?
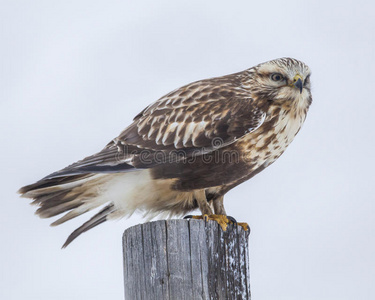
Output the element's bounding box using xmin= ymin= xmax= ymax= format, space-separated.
xmin=123 ymin=219 xmax=251 ymax=300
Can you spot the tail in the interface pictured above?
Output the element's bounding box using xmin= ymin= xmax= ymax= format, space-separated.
xmin=62 ymin=203 xmax=116 ymax=248
xmin=19 ymin=173 xmax=117 ymax=247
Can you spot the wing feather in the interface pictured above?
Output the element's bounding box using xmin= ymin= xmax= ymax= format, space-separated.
xmin=119 ymin=98 xmax=265 ymax=152
xmin=45 ymin=73 xmax=266 ymax=177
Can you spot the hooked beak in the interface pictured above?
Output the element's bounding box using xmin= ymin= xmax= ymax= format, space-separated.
xmin=292 ymin=74 xmax=303 ymax=94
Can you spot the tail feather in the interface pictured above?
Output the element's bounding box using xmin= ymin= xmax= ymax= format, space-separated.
xmin=36 ymin=198 xmax=83 ymax=219
xmin=31 ymin=190 xmax=79 ymax=212
xmin=62 ymin=204 xmax=115 ymax=248
xmin=18 ymin=169 xmax=182 ymax=247
xmin=50 ymin=193 xmax=109 ymax=227
xmin=19 ymin=173 xmax=113 ymax=247
xmin=24 ymin=176 xmax=96 ymax=219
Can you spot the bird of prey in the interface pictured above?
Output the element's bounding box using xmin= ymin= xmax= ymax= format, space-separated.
xmin=19 ymin=57 xmax=312 ymax=247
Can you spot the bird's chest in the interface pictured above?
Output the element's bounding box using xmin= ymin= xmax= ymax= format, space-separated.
xmin=238 ymin=108 xmax=306 ymax=168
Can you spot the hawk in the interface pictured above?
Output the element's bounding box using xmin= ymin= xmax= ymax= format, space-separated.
xmin=19 ymin=57 xmax=312 ymax=247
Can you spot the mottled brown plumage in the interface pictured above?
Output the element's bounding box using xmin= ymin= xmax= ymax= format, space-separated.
xmin=19 ymin=57 xmax=312 ymax=247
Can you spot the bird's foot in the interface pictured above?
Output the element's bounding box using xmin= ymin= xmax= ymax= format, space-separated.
xmin=184 ymin=214 xmax=210 ymax=222
xmin=226 ymin=216 xmax=249 ymax=232
xmin=184 ymin=214 xmax=249 ymax=231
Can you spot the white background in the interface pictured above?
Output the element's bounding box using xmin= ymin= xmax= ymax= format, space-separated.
xmin=1 ymin=1 xmax=374 ymax=299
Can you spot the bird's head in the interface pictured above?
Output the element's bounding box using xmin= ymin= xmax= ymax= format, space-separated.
xmin=247 ymin=57 xmax=312 ymax=109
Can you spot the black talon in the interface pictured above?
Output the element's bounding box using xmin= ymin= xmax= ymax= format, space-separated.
xmin=227 ymin=216 xmax=238 ymax=226
xmin=184 ymin=215 xmax=193 ymax=219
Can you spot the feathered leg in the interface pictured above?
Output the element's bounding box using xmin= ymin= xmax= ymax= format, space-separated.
xmin=186 ymin=191 xmax=232 ymax=231
xmin=213 ymin=195 xmax=226 ymax=215
xmin=194 ymin=190 xmax=213 ymax=215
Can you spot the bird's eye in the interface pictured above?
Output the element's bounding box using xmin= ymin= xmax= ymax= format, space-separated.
xmin=270 ymin=73 xmax=284 ymax=82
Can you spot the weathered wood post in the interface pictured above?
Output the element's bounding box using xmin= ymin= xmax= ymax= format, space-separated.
xmin=123 ymin=219 xmax=251 ymax=300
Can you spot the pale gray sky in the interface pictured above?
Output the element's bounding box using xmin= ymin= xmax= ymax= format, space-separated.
xmin=1 ymin=1 xmax=374 ymax=299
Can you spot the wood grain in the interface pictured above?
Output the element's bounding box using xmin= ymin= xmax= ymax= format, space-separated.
xmin=123 ymin=219 xmax=250 ymax=300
